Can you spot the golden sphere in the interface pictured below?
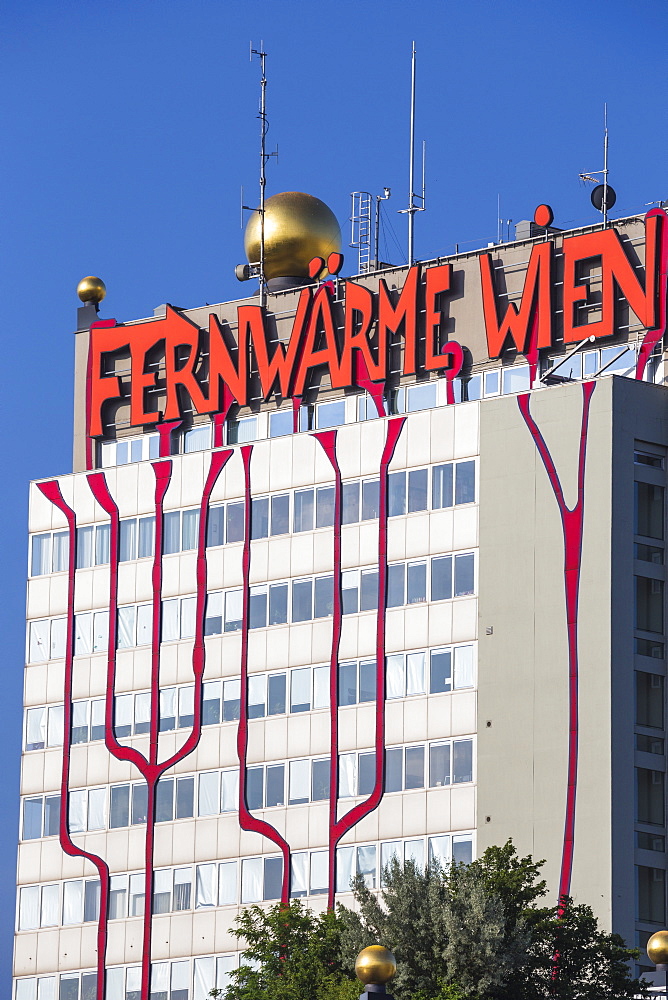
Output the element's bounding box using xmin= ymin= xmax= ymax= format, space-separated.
xmin=244 ymin=191 xmax=341 ymax=280
xmin=355 ymin=945 xmax=397 ymax=985
xmin=77 ymin=276 xmax=106 ymax=305
xmin=647 ymin=930 xmax=668 ymax=965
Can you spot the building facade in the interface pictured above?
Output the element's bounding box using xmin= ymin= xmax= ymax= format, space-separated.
xmin=14 ymin=200 xmax=668 ymax=999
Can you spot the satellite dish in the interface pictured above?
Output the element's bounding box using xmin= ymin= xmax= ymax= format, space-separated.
xmin=591 ymin=184 xmax=616 ymax=212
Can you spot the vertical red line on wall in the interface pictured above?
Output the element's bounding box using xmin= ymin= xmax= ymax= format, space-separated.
xmin=36 ymin=481 xmax=110 ymax=1000
xmin=236 ymin=445 xmax=292 ymax=903
xmin=328 ymin=417 xmax=405 ymax=897
xmin=517 ymin=381 xmax=595 ymax=904
xmin=312 ymin=431 xmax=343 ymax=909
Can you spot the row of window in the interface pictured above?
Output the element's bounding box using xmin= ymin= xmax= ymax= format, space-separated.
xmin=17 ymin=830 xmax=474 ymax=937
xmin=21 ymin=737 xmax=475 ymax=840
xmin=30 ymin=459 xmax=476 ymax=576
xmin=27 ymin=551 xmax=476 ymax=662
xmin=24 ymin=644 xmax=475 ymax=751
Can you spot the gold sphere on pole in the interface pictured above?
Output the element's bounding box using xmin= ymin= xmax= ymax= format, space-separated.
xmin=77 ymin=276 xmax=107 ymax=305
xmin=647 ymin=929 xmax=668 ymax=966
xmin=355 ymin=945 xmax=397 ymax=985
xmin=244 ymin=191 xmax=341 ymax=280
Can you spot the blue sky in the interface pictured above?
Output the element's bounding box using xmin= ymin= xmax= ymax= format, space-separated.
xmin=1 ymin=0 xmax=666 ymax=984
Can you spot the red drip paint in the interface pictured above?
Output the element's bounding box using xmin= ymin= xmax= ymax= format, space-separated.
xmin=328 ymin=418 xmax=405 ymax=894
xmin=84 ymin=318 xmax=117 ymax=471
xmin=517 ymin=381 xmax=595 ymax=903
xmin=37 ymin=481 xmax=110 ymax=1000
xmin=213 ymin=384 xmax=239 ymax=447
xmin=442 ymin=341 xmax=464 ymax=404
xmin=237 ymin=445 xmax=291 ymax=903
xmin=157 ymin=421 xmax=182 ymax=457
xmin=636 ymin=209 xmax=668 ymax=380
xmin=312 ymin=432 xmax=343 ymax=909
xmin=353 ymin=352 xmax=386 ymax=417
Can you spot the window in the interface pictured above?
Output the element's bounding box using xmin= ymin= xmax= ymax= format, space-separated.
xmin=636 ymin=576 xmax=664 ymax=633
xmin=316 ymin=399 xmax=346 ymax=428
xmin=269 ymin=410 xmax=292 ymax=437
xmin=636 ymin=482 xmax=664 ymax=539
xmin=183 ymin=424 xmax=211 ymax=453
xmin=637 ymin=768 xmax=665 ymax=825
xmin=227 ymin=414 xmax=258 ymax=444
xmin=638 ymin=865 xmax=665 ymax=924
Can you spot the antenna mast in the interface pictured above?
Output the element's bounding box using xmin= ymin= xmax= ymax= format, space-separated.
xmin=602 ymin=103 xmax=609 ymax=227
xmin=250 ymin=42 xmax=276 ymax=306
xmin=398 ymin=42 xmax=425 ymax=265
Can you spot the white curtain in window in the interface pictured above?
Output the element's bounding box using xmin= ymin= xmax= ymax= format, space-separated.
xmin=62 ymin=880 xmax=84 ymax=925
xmin=357 ymin=845 xmax=377 ymax=887
xmin=16 ymin=980 xmax=37 ymax=1000
xmin=181 ymin=508 xmax=200 ymax=546
xmin=194 ymin=957 xmax=215 ymax=1000
xmin=291 ymin=667 xmax=310 ymax=708
xmin=115 ymin=694 xmax=133 ymax=732
xmin=90 ymin=699 xmax=104 ymax=735
xmin=47 ymin=705 xmax=64 ymax=747
xmin=105 ymin=968 xmax=124 ymax=1000
xmin=221 ymin=769 xmax=239 ymax=812
xmin=225 ymin=590 xmax=243 ymax=627
xmin=428 ymin=835 xmax=450 ymax=868
xmin=150 ymin=963 xmax=169 ymax=993
xmin=135 ymin=692 xmax=151 ymax=731
xmin=184 ymin=425 xmax=211 ymax=453
xmin=406 ymin=652 xmax=426 ymax=696
xmin=241 ymin=858 xmax=262 ymax=903
xmin=217 ymin=955 xmax=237 ymax=990
xmin=37 ymin=978 xmax=56 ymax=1000
xmin=171 ymin=962 xmax=190 ymax=993
xmin=339 ymin=754 xmax=357 ymax=798
xmin=52 ymin=531 xmax=69 ymax=572
xmin=29 ymin=620 xmax=49 ymax=663
xmin=313 ymin=665 xmax=330 ymax=709
xmin=93 ymin=611 xmax=109 ymax=653
xmin=218 ymin=861 xmax=237 ymax=905
xmin=40 ymin=884 xmax=59 ymax=926
xmin=32 ymin=534 xmax=51 ymax=576
xmin=198 ymin=772 xmax=219 ymax=816
xmin=179 ymin=685 xmax=194 ymax=720
xmin=26 ymin=708 xmax=46 ymax=748
xmin=289 ymin=760 xmax=309 ymax=803
xmin=453 ymin=645 xmax=474 ymax=689
xmin=19 ymin=886 xmax=39 ymax=929
xmin=96 ymin=524 xmax=110 ymax=565
xmin=50 ymin=618 xmax=67 ymax=659
xmin=336 ymin=846 xmax=355 ymax=892
xmin=404 ymin=839 xmax=424 ymax=869
xmin=117 ymin=606 xmax=136 ymax=648
xmin=162 ymin=599 xmax=180 ymax=641
xmin=74 ymin=613 xmax=92 ymax=655
xmin=126 ymin=967 xmax=142 ymax=995
xmin=87 ymin=788 xmax=106 ymax=831
xmin=68 ymin=790 xmax=87 ymax=833
xmin=196 ymin=864 xmax=216 ymax=908
xmin=159 ymin=687 xmax=176 ymax=722
xmin=136 ymin=604 xmax=152 ymax=645
xmin=248 ymin=674 xmax=265 ymax=711
xmin=310 ymin=851 xmax=328 ymax=892
xmin=72 ymin=700 xmax=88 ymax=733
xmin=290 ymin=853 xmax=308 ymax=896
xmin=180 ymin=596 xmax=197 ymax=639
xmin=129 ymin=875 xmax=145 ymax=917
xmin=386 ymin=654 xmax=404 ymax=699
xmin=237 ymin=416 xmax=258 ymax=443
xmin=77 ymin=526 xmax=94 ymax=567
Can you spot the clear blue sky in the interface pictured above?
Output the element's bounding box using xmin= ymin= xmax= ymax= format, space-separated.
xmin=1 ymin=0 xmax=666 ymax=985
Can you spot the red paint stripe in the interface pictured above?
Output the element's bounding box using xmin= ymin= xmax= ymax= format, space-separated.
xmin=517 ymin=381 xmax=595 ymax=903
xmin=236 ymin=445 xmax=291 ymax=903
xmin=636 ymin=209 xmax=668 ymax=380
xmin=329 ymin=418 xmax=405 ymax=878
xmin=36 ymin=481 xmax=110 ymax=1000
xmin=157 ymin=421 xmax=182 ymax=458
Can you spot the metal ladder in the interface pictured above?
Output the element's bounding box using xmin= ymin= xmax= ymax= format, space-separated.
xmin=350 ymin=191 xmax=373 ymax=274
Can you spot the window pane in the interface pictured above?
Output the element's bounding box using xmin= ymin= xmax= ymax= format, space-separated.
xmin=406 ymin=652 xmax=426 ymax=695
xmin=248 ymin=674 xmax=266 ymax=718
xmin=455 ymin=461 xmax=476 ymax=505
xmin=109 ymin=875 xmax=128 ymax=921
xmin=430 ymin=743 xmax=450 ymax=786
xmin=454 ymin=645 xmax=474 ymax=688
xmin=636 ymin=576 xmax=664 ymax=633
xmin=387 ymin=564 xmax=405 ymax=608
xmin=206 ymin=506 xmax=225 ymax=547
xmin=241 ymin=858 xmax=262 ymax=903
xmin=221 ymin=769 xmax=239 ymax=812
xmin=31 ymin=534 xmax=51 ymax=576
xmin=84 ymin=879 xmax=101 ymax=922
xmin=178 ymin=685 xmax=194 ymax=728
xmin=359 ymin=659 xmax=376 ymax=703
xmin=313 ymin=666 xmax=330 ymax=710
xmin=196 ymin=865 xmax=216 ymax=908
xmin=176 ymin=776 xmax=194 ymax=819
xmin=271 ymin=495 xmax=290 ymax=536
xmin=184 ymin=424 xmax=211 ymax=452
xmin=182 ymin=510 xmax=199 ymax=550
xmin=247 ymin=767 xmax=264 ymax=810
xmin=291 ymin=668 xmax=311 ymax=712
xmin=226 ymin=502 xmax=244 ymax=543
xmin=314 ymin=575 xmax=334 ymax=618
xmin=203 ymin=679 xmax=221 ymax=724
xmin=289 ymin=759 xmax=309 ymax=805
xmin=224 ymin=590 xmax=243 ymax=632
xmin=136 ymin=604 xmax=152 ymax=644
xmin=294 ymin=490 xmax=314 ymax=532
xmin=161 ymin=599 xmax=180 ymax=641
xmin=342 ymin=571 xmax=359 ymax=615
xmin=134 ymin=693 xmax=151 ymax=734
xmin=74 ymin=613 xmax=92 ymax=655
xmin=407 ymin=561 xmax=427 ymax=603
xmin=339 ymin=753 xmax=357 ymax=797
xmin=268 ymin=673 xmax=286 ymax=715
xmin=44 ymin=795 xmax=60 ymax=836
xmin=339 ymin=662 xmax=357 ymax=706
xmin=50 ymin=618 xmax=67 ymax=658
xmin=358 ymin=752 xmax=376 ymax=795
xmin=92 ymin=610 xmax=109 ymax=652
xmin=95 ymin=524 xmax=110 ymax=565
xmin=29 ymin=620 xmax=49 ymax=662
xmin=47 ymin=705 xmax=64 ymax=747
xmin=110 ymin=785 xmax=130 ymax=828
xmin=155 ymin=778 xmax=174 ymax=822
xmin=310 ymin=851 xmax=328 ymax=894
xmin=159 ymin=688 xmax=176 ymax=732
xmin=386 ymin=654 xmax=405 ymax=699
xmin=265 ymin=765 xmax=285 ymax=807
xmin=76 ymin=526 xmax=94 ymax=568
xmin=312 ymin=759 xmax=330 ymax=801
xmin=336 ymin=846 xmax=355 ymax=893
xmin=637 ymin=866 xmax=665 ymax=924
xmin=431 ymin=556 xmax=452 ymax=601
xmin=452 ymin=836 xmax=473 ymax=865
xmin=132 ymin=783 xmax=148 ymax=824
xmin=198 ymin=772 xmax=220 ymax=816
xmin=26 ymin=708 xmax=46 ymax=751
xmin=454 ymin=553 xmax=475 ymax=597
xmin=637 ymin=672 xmax=664 ymax=728
xmin=315 ymin=486 xmax=335 ymax=529
xmin=163 ymin=511 xmax=181 ymax=555
xmin=41 ymin=885 xmax=60 ymax=928
xmin=388 ymin=472 xmax=406 ymax=516
xmin=115 ymin=694 xmax=133 ymax=738
xmin=637 ymin=768 xmax=665 ymax=825
xmin=269 ymin=409 xmax=292 ymax=438
xmin=405 ymin=746 xmax=425 ymax=788
xmin=292 ymin=580 xmax=313 ymax=623
xmin=118 ymin=606 xmax=136 ymax=649
xmin=72 ymin=700 xmax=89 ymax=744
xmin=138 ymin=516 xmax=155 ymax=558
xmin=385 ymin=748 xmax=403 ymax=792
xmin=223 ymin=679 xmax=240 ymax=721
xmin=23 ymin=798 xmax=42 ymax=839
xmin=453 ymin=739 xmax=473 ymax=783
xmin=432 ymin=464 xmax=453 ymax=509
xmin=430 ymin=649 xmax=452 ymax=693
xmin=407 ymin=382 xmax=437 ymax=411
xmin=360 ymin=570 xmax=378 ymax=611
xmin=342 ymin=482 xmax=360 ymax=524
xmin=51 ymin=530 xmax=69 ymax=572
xmin=408 ymin=469 xmax=428 ymax=512
xmin=404 ymin=839 xmax=424 ymax=870
xmin=219 ymin=861 xmax=237 ymax=905
xmin=87 ymin=788 xmax=106 ymax=831
xmin=249 ymin=587 xmax=268 ymax=629
xmin=69 ymin=789 xmax=86 ymax=833
xmin=635 ymin=482 xmax=664 ymax=539
xmin=362 ymin=479 xmax=380 ymax=520
xmin=204 ymin=592 xmax=223 ymax=636
xmin=251 ymin=498 xmax=269 ymax=539
xmin=429 ymin=835 xmax=450 ymax=868
xmin=269 ymin=583 xmax=288 ymax=625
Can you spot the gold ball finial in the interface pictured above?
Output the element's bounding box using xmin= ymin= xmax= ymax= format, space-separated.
xmin=77 ymin=276 xmax=106 ymax=305
xmin=244 ymin=191 xmax=341 ymax=280
xmin=355 ymin=945 xmax=397 ymax=985
xmin=647 ymin=930 xmax=668 ymax=966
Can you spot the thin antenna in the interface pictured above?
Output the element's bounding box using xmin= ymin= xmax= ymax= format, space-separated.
xmin=398 ymin=42 xmax=425 ymax=265
xmin=375 ymin=188 xmax=391 ymax=267
xmin=602 ymin=103 xmax=609 ymax=227
xmin=579 ymin=103 xmax=613 ymax=228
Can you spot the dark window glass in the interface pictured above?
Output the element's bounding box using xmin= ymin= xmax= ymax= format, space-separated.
xmin=251 ymin=498 xmax=269 ymax=540
xmin=636 ymin=482 xmax=664 ymax=539
xmin=387 ymin=564 xmax=405 ymax=608
xmin=294 ymin=490 xmax=314 ymax=532
xmin=265 ymin=764 xmax=285 ymax=807
xmin=636 ymin=576 xmax=664 ymax=633
xmin=84 ymin=879 xmax=101 ymax=922
xmin=430 ymin=649 xmax=452 ymax=693
xmin=407 ymin=562 xmax=427 ymax=603
xmin=638 ymin=832 xmax=666 ymax=851
xmin=206 ymin=506 xmax=225 ymax=547
xmin=339 ymin=662 xmax=357 ymax=706
xmin=636 ymin=452 xmax=664 ymax=469
xmin=361 ymin=480 xmax=380 ymax=520
xmin=358 ymin=752 xmax=376 ymax=795
xmin=408 ymin=469 xmax=428 ymax=512
xmin=312 ymin=759 xmax=330 ymax=800
xmin=637 ymin=734 xmax=665 ymax=754
xmin=429 ymin=743 xmax=450 ymax=786
xmin=454 ymin=553 xmax=475 ymax=596
xmin=360 ymin=570 xmax=378 ymax=611
xmin=247 ymin=767 xmax=264 ymax=810
xmin=314 ymin=575 xmax=334 ymax=618
xmin=638 ymin=768 xmax=665 ymax=825
xmin=342 ymin=482 xmax=360 ymax=524
xmin=119 ymin=519 xmax=137 ymax=561
xmin=455 ymin=461 xmax=476 ymax=504
xmin=385 ymin=748 xmax=403 ymax=792
xmin=388 ymin=472 xmax=406 ymax=517
xmin=81 ymin=974 xmax=97 ymax=1000
xmin=132 ymin=783 xmax=148 ymax=824
xmin=316 ymin=486 xmax=335 ymax=528
xmin=226 ymin=502 xmax=244 ymax=543
xmin=90 ymin=701 xmax=105 ymax=741
xmin=405 ymin=746 xmax=425 ymax=789
xmin=636 ymin=672 xmax=664 ymax=728
xmin=60 ymin=979 xmax=79 ymax=1000
xmin=636 ymin=542 xmax=664 ymax=564
xmin=138 ymin=516 xmax=156 ymax=558
xmin=636 ymin=637 xmax=665 ymax=659
xmin=268 ymin=674 xmax=286 ymax=715
xmin=163 ymin=512 xmax=181 ymax=555
xmin=271 ymin=495 xmax=290 ymax=536
xmin=44 ymin=795 xmax=60 ymax=836
xmin=249 ymin=588 xmax=268 ymax=629
xmin=432 ymin=464 xmax=453 ymax=509
xmin=269 ymin=583 xmax=289 ymax=625
xmin=23 ymin=797 xmax=43 ymax=839
xmin=431 ymin=556 xmax=453 ymax=601
xmin=176 ymin=776 xmax=194 ymax=819
xmin=156 ymin=778 xmax=174 ymax=822
xmin=359 ymin=659 xmax=376 ymax=703
xmin=292 ymin=580 xmax=313 ymax=622
xmin=638 ymin=865 xmax=666 ymax=924
xmin=342 ymin=574 xmax=359 ymax=614
xmin=110 ymin=785 xmax=130 ymax=828
xmin=452 ymin=839 xmax=473 ymax=865
xmin=203 ymin=684 xmax=221 ymax=725
xmin=264 ymin=857 xmax=283 ymax=901
xmin=453 ymin=740 xmax=473 ymax=783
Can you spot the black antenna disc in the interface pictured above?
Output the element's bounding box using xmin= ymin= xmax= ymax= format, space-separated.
xmin=591 ymin=184 xmax=616 ymax=211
